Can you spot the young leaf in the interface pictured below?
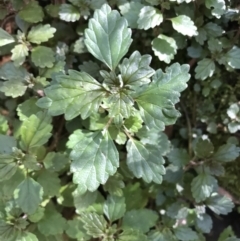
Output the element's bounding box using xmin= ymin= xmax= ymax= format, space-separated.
xmin=14 ymin=177 xmax=43 ymax=214
xmin=191 ymin=173 xmax=218 ymax=202
xmin=195 ymin=58 xmax=215 ymax=80
xmin=31 ymin=46 xmax=55 ymax=68
xmin=0 ymin=28 xmax=15 ymax=46
xmin=206 ymin=193 xmax=234 ymax=215
xmin=27 ymin=24 xmax=56 ymax=44
xmin=152 ymin=34 xmax=177 ymax=64
xmin=134 ymin=63 xmax=190 ymax=130
xmin=85 ymin=4 xmax=132 ymax=70
xmin=69 ymin=130 xmax=119 ymax=193
xmin=37 ymin=70 xmax=106 ymax=120
xmin=11 ymin=44 xmax=29 ymax=66
xmin=137 ymin=6 xmax=163 ymax=30
xmin=0 ymin=154 xmax=18 ymax=181
xmin=119 ymin=2 xmax=144 ymax=28
xmin=118 ymin=51 xmax=155 ymax=87
xmin=122 ymin=209 xmax=158 ymax=233
xmin=19 ymin=232 xmax=38 ymax=241
xmin=20 ymin=111 xmax=52 ymax=151
xmin=59 ymin=4 xmax=81 ymax=22
xmin=19 ymin=2 xmax=44 ymax=23
xmin=170 ymin=15 xmax=198 ymax=36
xmin=174 ymin=226 xmax=198 ymax=241
xmin=81 ymin=212 xmax=107 ymax=238
xmin=126 ymin=139 xmax=165 ymax=184
xmin=213 ymin=144 xmax=239 ymax=162
xmin=103 ymin=195 xmax=126 ymax=222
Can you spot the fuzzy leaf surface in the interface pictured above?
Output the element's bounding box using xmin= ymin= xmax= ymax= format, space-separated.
xmin=85 ymin=4 xmax=132 ymax=70
xmin=20 ymin=111 xmax=52 ymax=151
xmin=195 ymin=58 xmax=215 ymax=80
xmin=14 ymin=177 xmax=43 ymax=214
xmin=213 ymin=144 xmax=239 ymax=162
xmin=11 ymin=44 xmax=29 ymax=66
xmin=118 ymin=51 xmax=155 ymax=87
xmin=0 ymin=154 xmax=18 ymax=181
xmin=19 ymin=2 xmax=44 ymax=23
xmin=191 ymin=173 xmax=218 ymax=203
xmin=31 ymin=46 xmax=55 ymax=68
xmin=37 ymin=70 xmax=106 ymax=120
xmin=59 ymin=4 xmax=80 ymax=22
xmin=134 ymin=63 xmax=190 ymax=130
xmin=103 ymin=195 xmax=126 ymax=222
xmin=69 ymin=130 xmax=119 ymax=193
xmin=126 ymin=139 xmax=165 ymax=183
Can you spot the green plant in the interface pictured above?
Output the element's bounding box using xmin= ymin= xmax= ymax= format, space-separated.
xmin=0 ymin=0 xmax=240 ymax=240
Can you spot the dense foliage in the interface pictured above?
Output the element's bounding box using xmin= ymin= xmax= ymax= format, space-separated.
xmin=0 ymin=0 xmax=240 ymax=240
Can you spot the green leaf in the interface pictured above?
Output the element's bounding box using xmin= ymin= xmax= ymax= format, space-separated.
xmin=81 ymin=212 xmax=107 ymax=238
xmin=1 ymin=80 xmax=27 ymax=98
xmin=124 ymin=115 xmax=143 ymax=133
xmin=119 ymin=2 xmax=144 ymax=28
xmin=59 ymin=4 xmax=81 ymax=22
xmin=0 ymin=62 xmax=29 ymax=81
xmin=195 ymin=28 xmax=207 ymax=45
xmin=227 ymin=103 xmax=239 ymax=119
xmin=195 ymin=58 xmax=215 ymax=80
xmin=0 ymin=135 xmax=16 ymax=154
xmin=205 ymin=0 xmax=226 ymax=18
xmin=27 ymin=24 xmax=56 ymax=44
xmin=28 ymin=207 xmax=44 ymax=223
xmin=204 ymin=22 xmax=223 ymax=37
xmin=103 ymin=195 xmax=126 ymax=222
xmin=73 ymin=188 xmax=97 ymax=212
xmin=152 ymin=34 xmax=177 ymax=64
xmin=223 ymin=46 xmax=240 ymax=69
xmin=195 ymin=138 xmax=214 ymax=158
xmin=0 ymin=221 xmax=19 ymax=241
xmin=19 ymin=2 xmax=44 ymax=23
xmin=0 ymin=115 xmax=8 ymax=134
xmin=213 ymin=144 xmax=239 ymax=162
xmin=37 ymin=170 xmax=61 ymax=197
xmin=14 ymin=177 xmax=43 ymax=214
xmin=0 ymin=154 xmax=18 ymax=181
xmin=103 ymin=173 xmax=125 ymax=196
xmin=167 ymin=148 xmax=190 ymax=167
xmin=195 ymin=213 xmax=212 ymax=233
xmin=206 ymin=193 xmax=234 ymax=215
xmin=17 ymin=98 xmax=41 ymax=121
xmin=0 ymin=28 xmax=15 ymax=47
xmin=43 ymin=152 xmax=69 ymax=172
xmin=191 ymin=173 xmax=218 ymax=203
xmin=11 ymin=44 xmax=29 ymax=66
xmin=174 ymin=227 xmax=198 ymax=241
xmin=134 ymin=63 xmax=190 ymax=130
xmin=20 ymin=111 xmax=52 ymax=151
xmin=85 ymin=4 xmax=132 ymax=70
xmin=137 ymin=6 xmax=163 ymax=30
xmin=18 ymin=232 xmax=38 ymax=241
xmin=118 ymin=229 xmax=148 ymax=241
xmin=118 ymin=51 xmax=155 ymax=87
xmin=66 ymin=218 xmax=91 ymax=240
xmin=170 ymin=15 xmax=197 ymax=36
xmin=126 ymin=139 xmax=165 ymax=183
xmin=123 ymin=209 xmax=158 ymax=233
xmin=148 ymin=230 xmax=176 ymax=241
xmin=31 ymin=46 xmax=55 ymax=68
xmin=37 ymin=70 xmax=106 ymax=120
xmin=38 ymin=209 xmax=66 ymax=236
xmin=69 ymin=130 xmax=119 ymax=193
